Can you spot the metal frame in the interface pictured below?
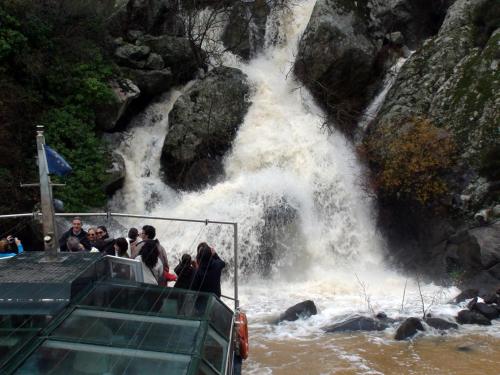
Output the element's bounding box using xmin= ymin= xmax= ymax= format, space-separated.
xmin=0 ymin=212 xmax=240 ymax=311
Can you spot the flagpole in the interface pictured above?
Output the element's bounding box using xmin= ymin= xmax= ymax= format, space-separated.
xmin=36 ymin=126 xmax=59 ymax=258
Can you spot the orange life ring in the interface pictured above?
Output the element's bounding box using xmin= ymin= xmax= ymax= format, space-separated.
xmin=236 ymin=311 xmax=249 ymax=359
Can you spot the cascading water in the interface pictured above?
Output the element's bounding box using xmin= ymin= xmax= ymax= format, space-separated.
xmin=112 ymin=0 xmax=500 ymax=373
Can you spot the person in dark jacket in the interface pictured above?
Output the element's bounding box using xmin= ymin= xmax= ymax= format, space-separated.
xmin=191 ymin=242 xmax=225 ymax=298
xmin=59 ymin=217 xmax=91 ymax=251
xmin=174 ymin=254 xmax=195 ymax=290
xmin=94 ymin=225 xmax=115 ymax=255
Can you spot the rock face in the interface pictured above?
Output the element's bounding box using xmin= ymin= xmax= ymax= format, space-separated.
xmin=362 ymin=0 xmax=500 ymax=281
xmin=222 ymin=0 xmax=270 ymax=60
xmin=323 ymin=316 xmax=389 ymax=333
xmin=95 ymin=79 xmax=140 ymax=131
xmin=394 ymin=317 xmax=425 ymax=340
xmin=294 ymin=0 xmax=377 ymax=134
xmin=278 ymin=300 xmax=318 ymax=323
xmin=103 ymin=152 xmax=126 ymax=195
xmin=161 ymin=66 xmax=250 ymax=190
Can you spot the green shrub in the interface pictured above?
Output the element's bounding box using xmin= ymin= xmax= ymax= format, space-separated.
xmin=366 ymin=117 xmax=457 ymax=205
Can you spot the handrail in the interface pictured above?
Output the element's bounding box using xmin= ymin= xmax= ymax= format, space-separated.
xmin=0 ymin=211 xmax=240 ymax=310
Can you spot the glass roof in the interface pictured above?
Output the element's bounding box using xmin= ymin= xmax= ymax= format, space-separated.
xmin=1 ymin=280 xmax=234 ymax=375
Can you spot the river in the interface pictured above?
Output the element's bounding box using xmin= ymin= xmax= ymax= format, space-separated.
xmin=110 ymin=0 xmax=500 ymax=373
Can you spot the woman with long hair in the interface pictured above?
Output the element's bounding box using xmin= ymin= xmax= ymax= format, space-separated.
xmin=136 ymin=239 xmax=163 ymax=285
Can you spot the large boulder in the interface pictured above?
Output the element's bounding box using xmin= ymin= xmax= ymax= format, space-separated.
xmin=278 ymin=300 xmax=318 ymax=323
xmin=122 ymin=67 xmax=174 ymax=97
xmin=452 ymin=288 xmax=479 ymax=303
xmin=470 ymin=222 xmax=500 ymax=269
xmin=161 ymin=66 xmax=250 ymax=190
xmin=323 ymin=316 xmax=388 ymax=333
xmin=471 ymin=302 xmax=500 ymax=320
xmin=222 ymin=0 xmax=270 ymax=60
xmin=294 ymin=0 xmax=377 ymax=134
xmin=107 ymin=0 xmax=184 ymax=38
xmin=444 ymin=230 xmax=483 ymax=274
xmin=103 ymin=152 xmax=126 ymax=195
xmin=95 ymin=79 xmax=140 ymax=132
xmin=456 ymin=309 xmax=492 ymax=325
xmin=394 ymin=317 xmax=425 ymax=340
xmin=424 ymin=317 xmax=459 ymax=330
xmin=139 ymin=35 xmax=205 ymax=82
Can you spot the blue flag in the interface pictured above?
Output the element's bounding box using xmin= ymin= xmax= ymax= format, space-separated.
xmin=44 ymin=145 xmax=72 ymax=176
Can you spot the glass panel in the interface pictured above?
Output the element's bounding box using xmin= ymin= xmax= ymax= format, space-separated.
xmin=202 ymin=328 xmax=227 ymax=374
xmin=197 ymin=361 xmax=218 ymax=375
xmin=52 ymin=309 xmax=201 ymax=355
xmin=209 ymin=299 xmax=233 ymax=339
xmin=15 ymin=340 xmax=191 ymax=375
xmin=0 ymin=330 xmax=37 ymax=364
xmin=79 ymin=283 xmax=212 ymax=319
xmin=106 ymin=256 xmax=143 ymax=283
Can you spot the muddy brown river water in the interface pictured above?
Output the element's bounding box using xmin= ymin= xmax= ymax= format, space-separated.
xmin=245 ymin=330 xmax=500 ymax=374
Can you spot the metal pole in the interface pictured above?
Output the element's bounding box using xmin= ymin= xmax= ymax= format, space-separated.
xmin=36 ymin=128 xmax=58 ymax=257
xmin=234 ymin=223 xmax=239 ymax=310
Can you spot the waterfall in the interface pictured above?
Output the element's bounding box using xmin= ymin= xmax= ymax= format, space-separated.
xmin=112 ymin=0 xmax=384 ymax=279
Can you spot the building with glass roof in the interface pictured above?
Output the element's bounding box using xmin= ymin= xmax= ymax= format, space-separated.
xmin=0 ymin=252 xmax=237 ymax=375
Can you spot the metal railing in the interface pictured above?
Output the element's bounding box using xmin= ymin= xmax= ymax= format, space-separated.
xmin=0 ymin=211 xmax=240 ymax=310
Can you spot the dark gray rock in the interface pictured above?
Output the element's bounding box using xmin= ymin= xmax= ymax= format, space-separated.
xmin=123 ymin=67 xmax=173 ymax=97
xmin=452 ymin=288 xmax=479 ymax=304
xmin=425 ymin=317 xmax=459 ymax=330
xmin=140 ymin=35 xmax=205 ymax=82
xmin=323 ymin=316 xmax=388 ymax=333
xmin=294 ymin=0 xmax=377 ymax=134
xmin=445 ymin=231 xmax=483 ymax=273
xmin=464 ymin=271 xmax=500 ymax=296
xmin=222 ymin=0 xmax=270 ymax=60
xmin=456 ymin=309 xmax=491 ymax=325
xmin=395 ymin=317 xmax=425 ymax=340
xmin=103 ymin=152 xmax=126 ymax=196
xmin=114 ymin=43 xmax=151 ymax=68
xmin=278 ymin=300 xmax=317 ymax=323
xmin=161 ymin=66 xmax=250 ymax=190
xmin=258 ymin=200 xmax=300 ymax=276
xmin=470 ymin=222 xmax=500 ymax=269
xmin=145 ymin=53 xmax=165 ymax=70
xmin=489 ymin=263 xmax=500 ymax=280
xmin=95 ymin=78 xmax=140 ymax=132
xmin=472 ymin=302 xmax=500 ymax=320
xmin=482 ymin=293 xmax=500 ymax=305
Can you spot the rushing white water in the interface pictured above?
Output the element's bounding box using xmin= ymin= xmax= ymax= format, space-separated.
xmin=111 ymin=1 xmax=500 ymax=373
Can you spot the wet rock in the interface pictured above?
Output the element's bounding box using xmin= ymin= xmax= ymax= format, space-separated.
xmin=452 ymin=288 xmax=479 ymax=304
xmin=161 ymin=66 xmax=250 ymax=190
xmin=445 ymin=231 xmax=483 ymax=273
xmin=482 ymin=293 xmax=500 ymax=305
xmin=375 ymin=311 xmax=398 ymax=324
xmin=103 ymin=152 xmax=126 ymax=196
xmin=456 ymin=310 xmax=491 ymax=325
xmin=424 ymin=317 xmax=458 ymax=330
xmin=488 ymin=263 xmax=500 ymax=281
xmin=95 ymin=78 xmax=140 ymax=132
xmin=472 ymin=302 xmax=500 ymax=320
xmin=114 ymin=43 xmax=151 ymax=68
xmin=470 ymin=222 xmax=500 ymax=269
xmin=323 ymin=316 xmax=388 ymax=333
xmin=278 ymin=300 xmax=317 ymax=323
xmin=464 ymin=271 xmax=500 ymax=296
xmin=122 ymin=67 xmax=173 ymax=97
xmin=394 ymin=317 xmax=425 ymax=340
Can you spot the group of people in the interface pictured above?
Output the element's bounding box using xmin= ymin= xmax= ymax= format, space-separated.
xmin=0 ymin=235 xmax=24 ymax=258
xmin=58 ymin=217 xmax=226 ymax=297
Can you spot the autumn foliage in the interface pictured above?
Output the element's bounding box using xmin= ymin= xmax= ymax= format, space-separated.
xmin=365 ymin=117 xmax=457 ymax=204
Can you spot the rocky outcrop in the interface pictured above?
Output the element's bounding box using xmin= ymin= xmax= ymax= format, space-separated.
xmin=160 ymin=66 xmax=250 ymax=190
xmin=103 ymin=152 xmax=126 ymax=195
xmin=394 ymin=317 xmax=425 ymax=340
xmin=363 ymin=0 xmax=499 ymax=282
xmin=323 ymin=316 xmax=389 ymax=333
xmin=294 ymin=0 xmax=377 ymax=134
xmin=222 ymin=0 xmax=270 ymax=60
xmin=277 ymin=300 xmax=318 ymax=323
xmin=95 ymin=79 xmax=140 ymax=132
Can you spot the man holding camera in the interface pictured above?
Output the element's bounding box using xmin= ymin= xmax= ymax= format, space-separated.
xmin=0 ymin=235 xmax=24 ymax=258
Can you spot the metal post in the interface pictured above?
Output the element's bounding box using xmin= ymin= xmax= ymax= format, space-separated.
xmin=234 ymin=223 xmax=239 ymax=310
xmin=36 ymin=128 xmax=58 ymax=257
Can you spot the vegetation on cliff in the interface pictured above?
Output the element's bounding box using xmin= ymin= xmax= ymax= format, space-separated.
xmin=0 ymin=0 xmax=117 ymax=213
